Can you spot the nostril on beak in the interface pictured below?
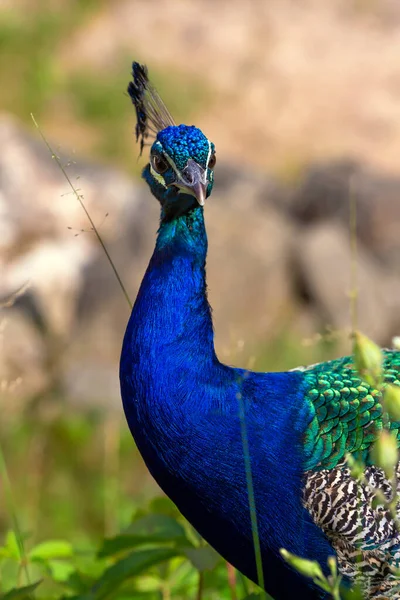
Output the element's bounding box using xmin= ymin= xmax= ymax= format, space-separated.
xmin=183 ymin=168 xmax=194 ymax=184
xmin=179 ymin=160 xmax=207 ymax=205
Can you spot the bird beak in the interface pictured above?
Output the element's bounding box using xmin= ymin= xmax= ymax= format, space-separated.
xmin=174 ymin=159 xmax=208 ymax=207
xmin=188 ymin=179 xmax=207 ymax=207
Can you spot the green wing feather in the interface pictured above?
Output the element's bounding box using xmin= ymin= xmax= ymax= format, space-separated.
xmin=302 ymin=350 xmax=400 ymax=471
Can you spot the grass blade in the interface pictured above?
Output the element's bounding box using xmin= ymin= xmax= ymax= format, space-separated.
xmin=31 ymin=113 xmax=132 ymax=310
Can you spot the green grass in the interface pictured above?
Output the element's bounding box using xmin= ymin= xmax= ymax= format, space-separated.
xmin=0 ymin=4 xmax=98 ymax=118
xmin=0 ymin=407 xmax=269 ymax=599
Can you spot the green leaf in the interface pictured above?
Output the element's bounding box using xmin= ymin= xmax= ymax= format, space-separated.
xmin=353 ymin=332 xmax=383 ymax=388
xmin=182 ymin=546 xmax=220 ymax=572
xmin=47 ymin=559 xmax=75 ymax=582
xmin=371 ymin=430 xmax=398 ymax=480
xmin=87 ymin=548 xmax=181 ymax=599
xmin=71 ymin=549 xmax=107 ymax=580
xmin=148 ymin=497 xmax=180 ymax=518
xmin=0 ymin=547 xmax=11 ymax=559
xmin=126 ymin=514 xmax=187 ymax=541
xmin=4 ymin=532 xmax=21 ymax=560
xmin=346 ymin=453 xmax=364 ymax=480
xmin=0 ymin=581 xmax=41 ymax=599
xmin=98 ymin=515 xmax=190 ymax=558
xmin=60 ymin=571 xmax=95 ymax=594
xmin=384 ymin=384 xmax=400 ymax=421
xmin=133 ymin=575 xmax=162 ymax=592
xmin=280 ymin=549 xmax=323 ymax=580
xmin=0 ymin=559 xmax=19 ymax=590
xmin=29 ymin=540 xmax=73 ymax=561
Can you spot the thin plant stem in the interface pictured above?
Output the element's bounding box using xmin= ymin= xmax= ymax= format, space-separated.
xmin=103 ymin=415 xmax=121 ymax=536
xmin=31 ymin=114 xmax=132 ymax=310
xmin=27 ymin=433 xmax=46 ymax=544
xmin=196 ymin=571 xmax=204 ymax=600
xmin=161 ymin=583 xmax=171 ymax=600
xmin=237 ymin=388 xmax=265 ymax=594
xmin=226 ymin=562 xmax=237 ymax=600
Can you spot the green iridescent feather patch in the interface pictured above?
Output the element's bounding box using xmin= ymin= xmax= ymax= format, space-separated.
xmin=301 ymin=350 xmax=400 ymax=471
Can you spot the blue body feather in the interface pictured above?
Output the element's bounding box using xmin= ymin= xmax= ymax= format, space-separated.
xmin=120 ymin=206 xmax=333 ymax=599
xmin=122 ymin=63 xmax=400 ymax=599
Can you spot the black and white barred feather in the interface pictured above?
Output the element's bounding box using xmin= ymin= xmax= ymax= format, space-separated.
xmin=304 ymin=463 xmax=400 ymax=598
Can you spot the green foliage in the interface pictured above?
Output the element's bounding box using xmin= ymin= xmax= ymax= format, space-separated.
xmin=280 ymin=551 xmax=341 ymax=600
xmin=383 ymin=384 xmax=400 ymax=421
xmin=0 ymin=4 xmax=100 ymax=119
xmin=0 ymin=504 xmax=261 ymax=599
xmin=352 ymin=331 xmax=383 ymax=388
xmin=0 ymin=410 xmax=261 ymax=599
xmin=0 ymin=581 xmax=42 ymax=600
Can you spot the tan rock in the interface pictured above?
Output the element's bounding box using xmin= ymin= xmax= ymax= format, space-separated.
xmin=295 ymin=222 xmax=396 ymax=344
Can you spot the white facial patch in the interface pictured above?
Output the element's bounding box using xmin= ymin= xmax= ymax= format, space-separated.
xmin=205 ymin=140 xmax=212 ymax=169
xmin=149 ymin=165 xmax=167 ymax=187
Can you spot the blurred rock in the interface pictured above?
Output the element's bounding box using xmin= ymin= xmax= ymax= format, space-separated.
xmin=207 ymin=182 xmax=294 ymax=359
xmin=294 ymin=222 xmax=400 ymax=344
xmin=287 ymin=159 xmax=400 ymax=267
xmin=0 ymin=114 xmax=142 ymax=336
xmin=0 ymin=115 xmax=146 ymax=407
xmin=0 ymin=309 xmax=48 ymax=410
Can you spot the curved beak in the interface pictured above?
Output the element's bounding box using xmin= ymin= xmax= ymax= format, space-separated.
xmin=173 ymin=159 xmax=208 ymax=206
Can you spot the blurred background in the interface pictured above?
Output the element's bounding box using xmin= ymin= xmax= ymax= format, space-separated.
xmin=2 ymin=0 xmax=400 ymax=562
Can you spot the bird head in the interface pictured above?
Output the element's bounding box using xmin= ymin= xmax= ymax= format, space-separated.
xmin=144 ymin=125 xmax=215 ymax=211
xmin=128 ymin=63 xmax=216 ymax=216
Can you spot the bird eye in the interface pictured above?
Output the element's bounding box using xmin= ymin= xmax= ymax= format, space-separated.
xmin=151 ymin=154 xmax=168 ymax=174
xmin=208 ymin=153 xmax=216 ymax=169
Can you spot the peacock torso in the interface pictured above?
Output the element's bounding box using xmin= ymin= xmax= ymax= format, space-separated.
xmin=121 ymin=214 xmax=400 ymax=599
xmin=120 ymin=61 xmax=400 ymax=600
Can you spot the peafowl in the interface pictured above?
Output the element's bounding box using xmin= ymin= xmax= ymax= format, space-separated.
xmin=120 ymin=63 xmax=400 ymax=600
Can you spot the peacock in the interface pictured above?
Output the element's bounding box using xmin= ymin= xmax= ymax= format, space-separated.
xmin=119 ymin=62 xmax=400 ymax=600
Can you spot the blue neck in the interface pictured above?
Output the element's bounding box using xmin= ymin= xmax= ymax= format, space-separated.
xmin=120 ymin=203 xmax=334 ymax=599
xmin=132 ymin=205 xmax=216 ymax=365
xmin=120 ymin=203 xmax=223 ymax=485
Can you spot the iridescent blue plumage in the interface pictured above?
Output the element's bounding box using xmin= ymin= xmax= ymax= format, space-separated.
xmin=120 ymin=202 xmax=333 ymax=599
xmin=121 ymin=63 xmax=400 ymax=599
xmin=157 ymin=124 xmax=213 ymax=169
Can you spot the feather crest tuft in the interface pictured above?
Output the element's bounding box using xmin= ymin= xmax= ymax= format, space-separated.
xmin=128 ymin=62 xmax=176 ymax=155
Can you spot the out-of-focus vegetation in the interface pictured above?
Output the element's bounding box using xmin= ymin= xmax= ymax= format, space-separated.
xmin=0 ymin=493 xmax=259 ymax=600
